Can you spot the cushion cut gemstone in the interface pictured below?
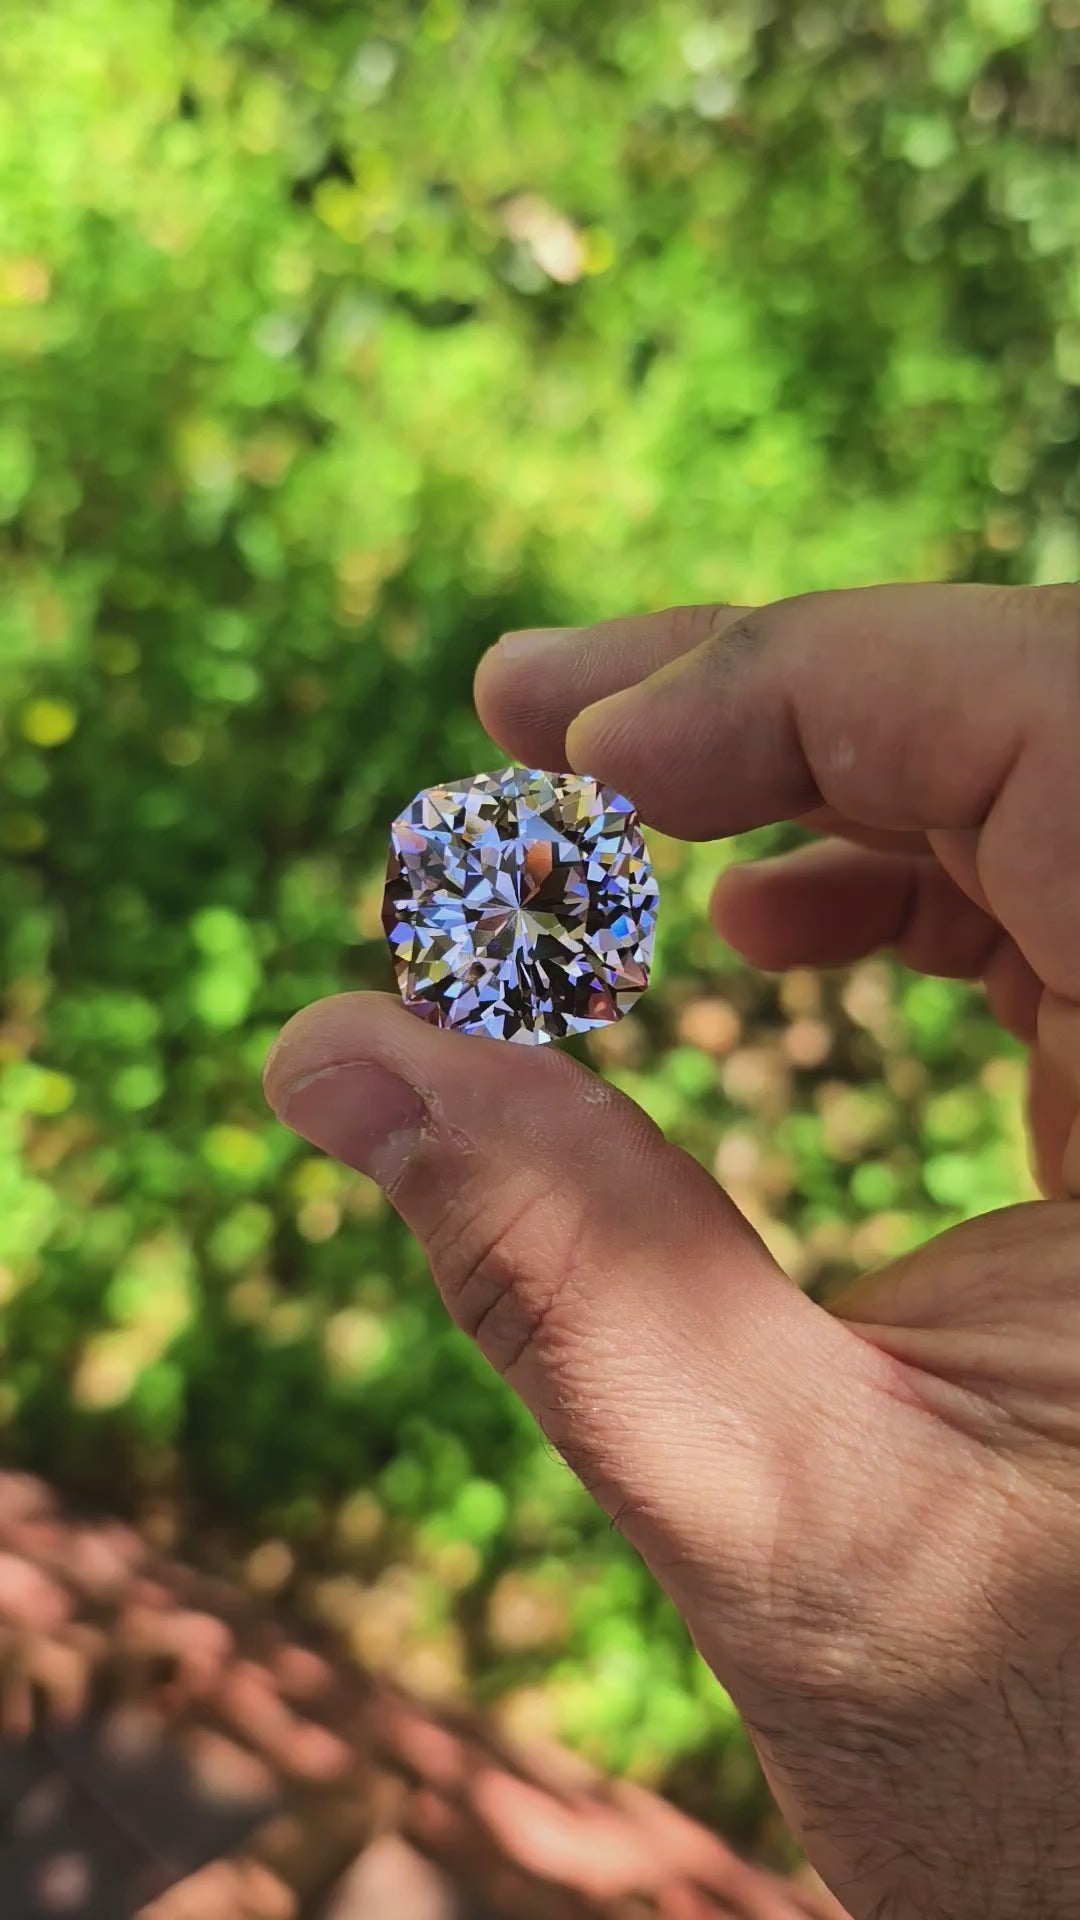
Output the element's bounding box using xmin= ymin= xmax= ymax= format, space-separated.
xmin=383 ymin=767 xmax=659 ymax=1044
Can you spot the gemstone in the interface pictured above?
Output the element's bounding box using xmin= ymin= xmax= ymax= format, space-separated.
xmin=383 ymin=766 xmax=659 ymax=1045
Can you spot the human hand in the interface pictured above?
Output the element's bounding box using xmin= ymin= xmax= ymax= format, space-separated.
xmin=265 ymin=584 xmax=1080 ymax=1920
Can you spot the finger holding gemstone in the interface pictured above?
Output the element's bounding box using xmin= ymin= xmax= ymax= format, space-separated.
xmin=382 ymin=767 xmax=659 ymax=1045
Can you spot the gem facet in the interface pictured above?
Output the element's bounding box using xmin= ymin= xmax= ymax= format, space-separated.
xmin=383 ymin=767 xmax=659 ymax=1044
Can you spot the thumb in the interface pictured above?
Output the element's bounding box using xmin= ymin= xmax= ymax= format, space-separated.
xmin=264 ymin=993 xmax=886 ymax=1663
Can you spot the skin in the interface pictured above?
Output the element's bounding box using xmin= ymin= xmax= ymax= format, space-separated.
xmin=265 ymin=583 xmax=1080 ymax=1920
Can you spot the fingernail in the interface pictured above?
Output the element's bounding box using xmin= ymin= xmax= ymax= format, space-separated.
xmin=275 ymin=1062 xmax=425 ymax=1189
xmin=496 ymin=626 xmax=578 ymax=661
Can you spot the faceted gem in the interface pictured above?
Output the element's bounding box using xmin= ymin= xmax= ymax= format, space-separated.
xmin=383 ymin=766 xmax=659 ymax=1045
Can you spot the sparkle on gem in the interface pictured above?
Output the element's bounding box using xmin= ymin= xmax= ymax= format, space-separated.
xmin=383 ymin=766 xmax=659 ymax=1044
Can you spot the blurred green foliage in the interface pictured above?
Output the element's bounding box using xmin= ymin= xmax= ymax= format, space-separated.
xmin=0 ymin=0 xmax=1072 ymax=1833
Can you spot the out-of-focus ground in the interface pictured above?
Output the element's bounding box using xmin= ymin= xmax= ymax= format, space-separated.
xmin=0 ymin=1473 xmax=846 ymax=1919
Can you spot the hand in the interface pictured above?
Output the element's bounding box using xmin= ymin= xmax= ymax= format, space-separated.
xmin=265 ymin=583 xmax=1080 ymax=1920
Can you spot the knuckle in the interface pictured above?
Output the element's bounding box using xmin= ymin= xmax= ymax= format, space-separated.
xmin=427 ymin=1174 xmax=583 ymax=1380
xmin=995 ymin=583 xmax=1080 ymax=688
xmin=683 ymin=608 xmax=771 ymax=698
xmin=694 ymin=593 xmax=820 ymax=678
xmin=1015 ymin=580 xmax=1080 ymax=631
xmin=706 ymin=612 xmax=764 ymax=665
xmin=1044 ymin=581 xmax=1080 ymax=688
xmin=664 ymin=602 xmax=735 ymax=650
xmin=1000 ymin=586 xmax=1080 ymax=759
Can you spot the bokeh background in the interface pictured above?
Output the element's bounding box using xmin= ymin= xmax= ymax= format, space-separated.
xmin=0 ymin=0 xmax=1074 ymax=1861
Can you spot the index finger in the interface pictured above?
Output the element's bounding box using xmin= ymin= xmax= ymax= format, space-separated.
xmin=483 ymin=585 xmax=1080 ymax=1002
xmin=475 ymin=602 xmax=750 ymax=771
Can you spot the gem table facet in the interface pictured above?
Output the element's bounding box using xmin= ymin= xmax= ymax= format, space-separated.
xmin=383 ymin=767 xmax=659 ymax=1044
